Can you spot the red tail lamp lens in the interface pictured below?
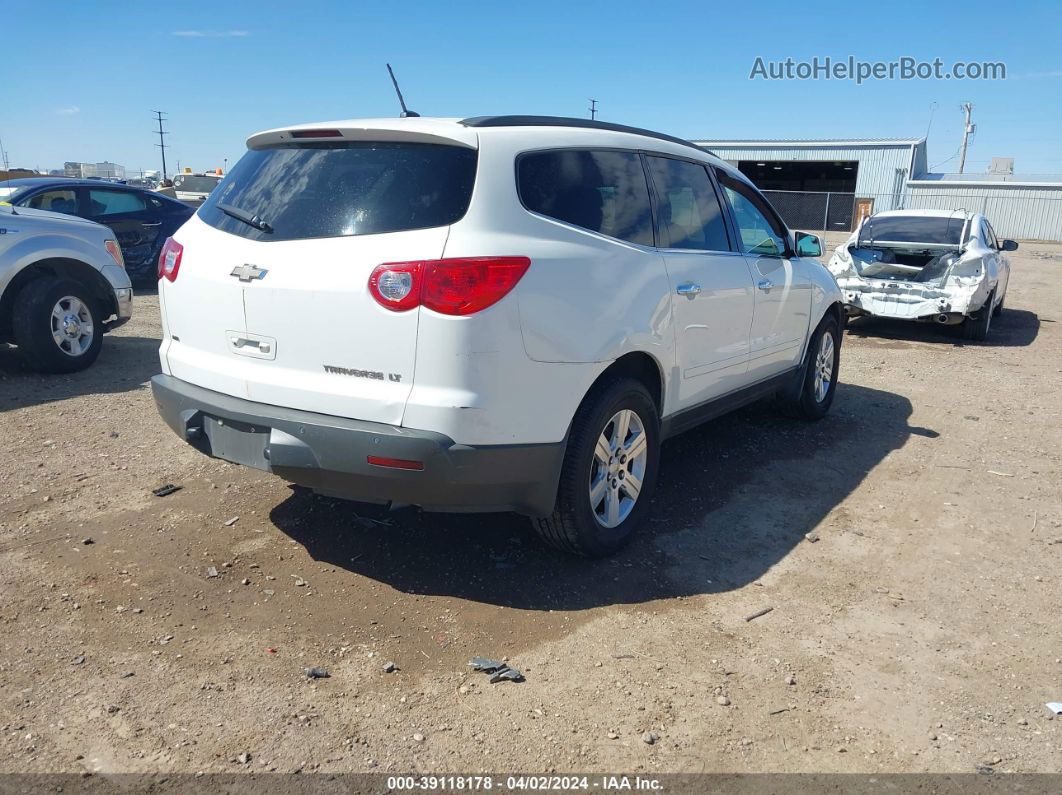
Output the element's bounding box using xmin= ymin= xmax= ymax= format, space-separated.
xmin=368 ymin=257 xmax=531 ymax=315
xmin=367 ymin=456 xmax=424 ymax=471
xmin=158 ymin=237 xmax=183 ymax=282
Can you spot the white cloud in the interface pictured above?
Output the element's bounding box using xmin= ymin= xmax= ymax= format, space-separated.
xmin=173 ymin=30 xmax=249 ymax=38
xmin=56 ymin=106 xmax=80 ymax=115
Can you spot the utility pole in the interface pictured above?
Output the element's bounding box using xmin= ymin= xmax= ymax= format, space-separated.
xmin=958 ymin=102 xmax=974 ymax=174
xmin=152 ymin=110 xmax=169 ymax=181
xmin=0 ymin=133 xmax=10 ymax=172
xmin=588 ymin=99 xmax=598 ymax=120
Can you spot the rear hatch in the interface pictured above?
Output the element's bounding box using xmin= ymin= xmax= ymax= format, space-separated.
xmin=159 ymin=127 xmax=478 ymax=425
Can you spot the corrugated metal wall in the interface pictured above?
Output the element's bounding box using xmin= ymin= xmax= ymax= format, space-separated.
xmin=698 ymin=143 xmax=918 ymax=208
xmin=906 ymin=183 xmax=1062 ymax=241
xmin=695 ymin=141 xmax=1062 ymax=241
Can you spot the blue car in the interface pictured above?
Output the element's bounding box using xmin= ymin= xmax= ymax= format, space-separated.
xmin=0 ymin=178 xmax=194 ymax=283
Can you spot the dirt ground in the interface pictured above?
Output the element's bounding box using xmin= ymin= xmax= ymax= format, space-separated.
xmin=1 ymin=238 xmax=1060 ymax=776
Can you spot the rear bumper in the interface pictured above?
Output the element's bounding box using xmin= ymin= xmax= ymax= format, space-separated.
xmin=836 ymin=276 xmax=992 ymax=320
xmin=150 ymin=374 xmax=564 ymax=516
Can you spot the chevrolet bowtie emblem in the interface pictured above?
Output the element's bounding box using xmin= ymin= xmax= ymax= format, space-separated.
xmin=231 ymin=264 xmax=268 ymax=282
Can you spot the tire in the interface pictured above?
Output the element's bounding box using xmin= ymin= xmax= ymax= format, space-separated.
xmin=13 ymin=278 xmax=104 ymax=373
xmin=532 ymin=378 xmax=660 ymax=557
xmin=778 ymin=313 xmax=841 ymax=421
xmin=962 ymin=290 xmax=994 ymax=341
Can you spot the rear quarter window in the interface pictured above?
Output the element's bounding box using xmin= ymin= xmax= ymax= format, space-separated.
xmin=198 ymin=142 xmax=477 ymax=242
xmin=517 ymin=149 xmax=654 ymax=246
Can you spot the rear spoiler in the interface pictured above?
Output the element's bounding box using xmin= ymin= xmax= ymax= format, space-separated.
xmin=246 ymin=118 xmax=478 ymax=150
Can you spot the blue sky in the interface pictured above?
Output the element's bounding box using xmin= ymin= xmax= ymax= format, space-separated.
xmin=4 ymin=0 xmax=1060 ymax=176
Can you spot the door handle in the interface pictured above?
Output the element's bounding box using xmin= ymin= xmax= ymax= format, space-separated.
xmin=229 ymin=335 xmax=272 ymax=354
xmin=141 ymin=222 xmax=162 ymax=227
xmin=676 ymin=283 xmax=702 ymax=297
xmin=756 ymin=279 xmax=774 ymax=292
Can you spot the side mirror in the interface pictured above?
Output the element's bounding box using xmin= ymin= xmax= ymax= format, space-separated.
xmin=1001 ymin=239 xmax=1019 ymax=252
xmin=794 ymin=231 xmax=823 ymax=258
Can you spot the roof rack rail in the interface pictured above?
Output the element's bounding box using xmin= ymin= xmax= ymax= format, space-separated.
xmin=458 ymin=115 xmax=714 ymax=156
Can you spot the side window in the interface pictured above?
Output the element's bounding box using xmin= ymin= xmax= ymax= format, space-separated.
xmin=518 ymin=149 xmax=654 ymax=246
xmin=645 ymin=156 xmax=730 ymax=251
xmin=983 ymin=220 xmax=1000 ymax=249
xmin=88 ymin=189 xmax=147 ymax=217
xmin=715 ymin=171 xmax=789 ymax=257
xmin=25 ymin=189 xmax=78 ymax=215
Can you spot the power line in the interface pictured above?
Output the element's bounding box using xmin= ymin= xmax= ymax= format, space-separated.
xmin=930 ymin=144 xmax=964 ymax=171
xmin=924 ymin=101 xmax=937 ymax=140
xmin=152 ymin=110 xmax=169 ymax=180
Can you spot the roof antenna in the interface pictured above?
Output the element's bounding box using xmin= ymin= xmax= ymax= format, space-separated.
xmin=386 ymin=64 xmax=420 ymax=118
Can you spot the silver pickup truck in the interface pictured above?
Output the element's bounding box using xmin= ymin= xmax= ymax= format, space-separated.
xmin=0 ymin=203 xmax=132 ymax=372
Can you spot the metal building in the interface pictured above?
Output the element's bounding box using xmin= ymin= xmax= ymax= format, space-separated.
xmin=906 ymin=175 xmax=1062 ymax=241
xmin=693 ymin=137 xmax=1062 ymax=241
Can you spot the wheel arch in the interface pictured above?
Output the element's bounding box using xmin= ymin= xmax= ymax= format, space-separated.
xmin=584 ymin=351 xmax=665 ymax=417
xmin=812 ymin=299 xmax=845 ymax=354
xmin=0 ymin=258 xmax=117 ymax=342
xmin=824 ymin=299 xmax=844 ymax=329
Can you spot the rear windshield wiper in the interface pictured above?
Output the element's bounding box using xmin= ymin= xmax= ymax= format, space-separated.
xmin=217 ymin=202 xmax=272 ymax=233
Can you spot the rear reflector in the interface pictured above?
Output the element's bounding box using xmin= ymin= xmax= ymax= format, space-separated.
xmin=366 ymin=456 xmax=424 ymax=471
xmin=289 ymin=128 xmax=343 ymax=139
xmin=368 ymin=257 xmax=531 ymax=315
xmin=158 ymin=237 xmax=183 ymax=282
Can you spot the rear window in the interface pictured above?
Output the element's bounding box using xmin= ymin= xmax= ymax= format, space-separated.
xmin=198 ymin=142 xmax=477 ymax=242
xmin=859 ymin=215 xmax=967 ymax=246
xmin=517 ymin=150 xmax=654 ymax=246
xmin=173 ymin=175 xmax=221 ymax=193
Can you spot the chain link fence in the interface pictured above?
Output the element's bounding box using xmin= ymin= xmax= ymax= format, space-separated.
xmin=762 ymin=191 xmax=856 ymax=236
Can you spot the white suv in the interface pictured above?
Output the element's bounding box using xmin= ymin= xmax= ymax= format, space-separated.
xmin=151 ymin=116 xmax=843 ymax=556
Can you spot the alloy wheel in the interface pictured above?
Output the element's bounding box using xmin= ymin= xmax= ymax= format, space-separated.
xmin=589 ymin=409 xmax=648 ymax=528
xmin=813 ymin=331 xmax=834 ymax=403
xmin=50 ymin=296 xmax=94 ymax=357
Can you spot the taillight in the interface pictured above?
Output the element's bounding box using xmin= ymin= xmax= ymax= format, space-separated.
xmin=158 ymin=237 xmax=183 ymax=282
xmin=368 ymin=257 xmax=531 ymax=315
xmin=104 ymin=239 xmax=125 ymax=269
xmin=289 ymin=129 xmax=343 ymax=139
xmin=368 ymin=262 xmax=423 ymax=312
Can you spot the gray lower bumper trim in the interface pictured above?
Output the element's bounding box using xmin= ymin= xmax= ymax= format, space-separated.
xmin=150 ymin=374 xmax=564 ymax=516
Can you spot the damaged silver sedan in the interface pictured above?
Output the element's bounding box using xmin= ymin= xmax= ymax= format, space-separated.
xmin=827 ymin=209 xmax=1016 ymax=340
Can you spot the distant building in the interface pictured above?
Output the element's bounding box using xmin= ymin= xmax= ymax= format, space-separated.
xmin=692 ymin=137 xmax=1062 ymax=241
xmin=61 ymin=161 xmax=126 ymax=179
xmin=94 ymin=161 xmax=125 ymax=179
